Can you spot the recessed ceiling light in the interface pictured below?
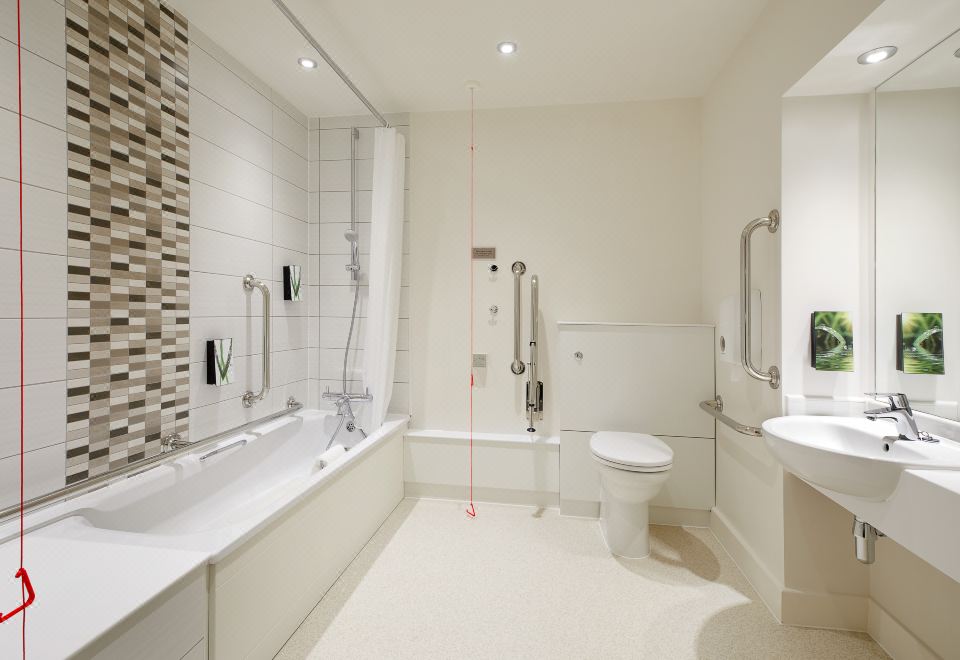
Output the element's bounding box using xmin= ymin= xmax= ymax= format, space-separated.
xmin=497 ymin=41 xmax=517 ymax=55
xmin=298 ymin=57 xmax=318 ymax=69
xmin=857 ymin=46 xmax=897 ymax=65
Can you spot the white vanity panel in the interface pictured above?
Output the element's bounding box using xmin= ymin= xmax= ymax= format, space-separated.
xmin=556 ymin=323 xmax=716 ymax=519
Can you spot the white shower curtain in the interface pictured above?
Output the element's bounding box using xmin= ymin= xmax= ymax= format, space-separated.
xmin=363 ymin=127 xmax=406 ymax=428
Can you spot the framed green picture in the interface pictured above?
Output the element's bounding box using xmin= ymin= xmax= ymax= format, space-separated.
xmin=810 ymin=311 xmax=854 ymax=372
xmin=897 ymin=312 xmax=944 ymax=374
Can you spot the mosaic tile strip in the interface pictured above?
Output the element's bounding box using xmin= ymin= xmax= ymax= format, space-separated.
xmin=65 ymin=0 xmax=190 ymax=483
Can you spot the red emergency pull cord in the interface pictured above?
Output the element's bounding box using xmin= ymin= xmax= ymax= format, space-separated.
xmin=0 ymin=569 xmax=34 ymax=624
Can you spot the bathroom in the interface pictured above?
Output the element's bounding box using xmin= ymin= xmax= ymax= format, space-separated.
xmin=0 ymin=0 xmax=959 ymax=657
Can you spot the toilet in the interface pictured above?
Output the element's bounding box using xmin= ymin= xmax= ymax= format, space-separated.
xmin=591 ymin=431 xmax=673 ymax=558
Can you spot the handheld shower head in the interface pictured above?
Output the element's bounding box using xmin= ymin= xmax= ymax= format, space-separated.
xmin=344 ymin=229 xmax=359 ymax=243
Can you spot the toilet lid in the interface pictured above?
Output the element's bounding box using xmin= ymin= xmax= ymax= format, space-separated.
xmin=590 ymin=432 xmax=673 ymax=469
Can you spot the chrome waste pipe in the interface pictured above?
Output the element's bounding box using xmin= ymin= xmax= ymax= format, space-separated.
xmin=853 ymin=516 xmax=883 ymax=564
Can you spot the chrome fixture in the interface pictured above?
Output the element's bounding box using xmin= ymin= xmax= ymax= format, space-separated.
xmin=526 ymin=274 xmax=544 ymax=432
xmin=853 ymin=516 xmax=883 ymax=564
xmin=740 ymin=209 xmax=781 ymax=389
xmin=0 ymin=398 xmax=303 ymax=525
xmin=857 ymin=46 xmax=897 ymax=65
xmin=160 ymin=432 xmax=189 ymax=453
xmin=864 ymin=393 xmax=936 ymax=442
xmin=242 ymin=274 xmax=271 ymax=408
xmin=322 ymin=389 xmax=372 ymax=449
xmin=272 ymin=0 xmax=389 ymax=127
xmin=199 ymin=437 xmax=248 ymax=462
xmin=699 ymin=396 xmax=762 ymax=437
xmin=510 ymin=261 xmax=526 ymax=375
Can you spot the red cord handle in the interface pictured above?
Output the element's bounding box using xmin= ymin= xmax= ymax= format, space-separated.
xmin=0 ymin=568 xmax=34 ymax=623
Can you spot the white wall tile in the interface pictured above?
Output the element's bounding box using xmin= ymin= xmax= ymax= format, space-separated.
xmin=315 ymin=222 xmax=370 ymax=255
xmin=189 ymin=355 xmax=260 ymax=409
xmin=191 ymin=136 xmax=272 ymax=207
xmin=190 ymin=181 xmax=272 ymax=244
xmin=272 ymin=314 xmax=308 ymax=352
xmin=316 ymin=191 xmax=351 ymax=222
xmin=0 ymin=380 xmax=65 ymax=456
xmin=308 ymin=130 xmax=319 ymax=163
xmin=272 ymin=140 xmax=307 ymax=190
xmin=0 ymin=318 xmax=65 ymax=387
xmin=191 ymin=227 xmax=272 ymax=278
xmin=0 ymin=39 xmax=65 ymax=128
xmin=273 ymin=106 xmax=307 ymax=159
xmin=0 ymin=249 xmax=65 ymax=317
xmin=191 ymin=272 xmax=264 ymax=318
xmin=0 ymin=443 xmax=65 ymax=509
xmin=0 ymin=111 xmax=65 ymax=192
xmin=316 ymin=160 xmax=350 ymax=192
xmin=0 ymin=0 xmax=65 ymax=65
xmin=188 ymin=43 xmax=272 ymax=134
xmin=315 ymin=128 xmax=351 ymax=160
xmin=0 ymin=181 xmax=65 ymax=254
xmin=273 ymin=176 xmax=307 ymax=221
xmin=190 ymin=89 xmax=272 ymax=170
xmin=273 ymin=348 xmax=308 ymax=386
xmin=272 ymin=212 xmax=307 ymax=252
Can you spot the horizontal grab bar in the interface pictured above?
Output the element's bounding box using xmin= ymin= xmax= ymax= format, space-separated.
xmin=0 ymin=398 xmax=304 ymax=525
xmin=199 ymin=438 xmax=248 ymax=462
xmin=699 ymin=397 xmax=762 ymax=438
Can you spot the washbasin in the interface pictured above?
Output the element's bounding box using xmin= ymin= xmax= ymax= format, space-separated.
xmin=762 ymin=415 xmax=960 ymax=501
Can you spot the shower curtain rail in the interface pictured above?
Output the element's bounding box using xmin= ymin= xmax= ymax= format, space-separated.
xmin=272 ymin=0 xmax=390 ymax=128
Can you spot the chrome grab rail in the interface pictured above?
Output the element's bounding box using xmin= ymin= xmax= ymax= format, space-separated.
xmin=740 ymin=210 xmax=781 ymax=389
xmin=199 ymin=437 xmax=248 ymax=462
xmin=526 ymin=274 xmax=544 ymax=432
xmin=510 ymin=261 xmax=526 ymax=375
xmin=242 ymin=274 xmax=271 ymax=407
xmin=699 ymin=397 xmax=762 ymax=437
xmin=0 ymin=398 xmax=303 ymax=525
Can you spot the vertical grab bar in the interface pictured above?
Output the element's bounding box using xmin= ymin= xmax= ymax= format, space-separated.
xmin=242 ymin=274 xmax=271 ymax=407
xmin=526 ymin=274 xmax=543 ymax=432
xmin=511 ymin=261 xmax=526 ymax=374
xmin=740 ymin=210 xmax=781 ymax=389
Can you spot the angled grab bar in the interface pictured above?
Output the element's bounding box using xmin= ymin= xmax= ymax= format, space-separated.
xmin=511 ymin=261 xmax=526 ymax=375
xmin=740 ymin=210 xmax=781 ymax=389
xmin=699 ymin=397 xmax=762 ymax=437
xmin=243 ymin=274 xmax=271 ymax=407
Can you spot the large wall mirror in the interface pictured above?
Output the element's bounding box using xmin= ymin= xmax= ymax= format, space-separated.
xmin=876 ymin=29 xmax=960 ymax=419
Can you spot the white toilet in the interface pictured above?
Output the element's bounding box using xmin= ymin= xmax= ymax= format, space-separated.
xmin=591 ymin=431 xmax=673 ymax=558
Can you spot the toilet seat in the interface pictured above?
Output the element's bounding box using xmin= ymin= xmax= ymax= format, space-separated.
xmin=590 ymin=432 xmax=673 ymax=473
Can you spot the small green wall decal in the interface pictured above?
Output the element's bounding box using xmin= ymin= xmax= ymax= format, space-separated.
xmin=206 ymin=338 xmax=235 ymax=386
xmin=898 ymin=312 xmax=944 ymax=375
xmin=811 ymin=311 xmax=854 ymax=372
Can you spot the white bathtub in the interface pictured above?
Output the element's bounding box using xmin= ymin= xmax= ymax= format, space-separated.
xmin=0 ymin=408 xmax=408 ymax=659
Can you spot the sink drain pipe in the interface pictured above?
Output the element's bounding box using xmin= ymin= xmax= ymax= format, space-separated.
xmin=853 ymin=516 xmax=884 ymax=564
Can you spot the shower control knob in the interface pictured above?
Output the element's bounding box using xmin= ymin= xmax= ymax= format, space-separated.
xmin=574 ymin=351 xmax=583 ymax=360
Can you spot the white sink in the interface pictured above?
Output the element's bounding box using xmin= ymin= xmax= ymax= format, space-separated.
xmin=762 ymin=416 xmax=960 ymax=501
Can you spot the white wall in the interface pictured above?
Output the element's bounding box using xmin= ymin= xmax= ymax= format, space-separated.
xmin=186 ymin=30 xmax=310 ymax=439
xmin=700 ymin=0 xmax=883 ymax=618
xmin=408 ymin=99 xmax=702 ymax=436
xmin=781 ymin=94 xmax=874 ymax=404
xmin=306 ymin=115 xmax=410 ymax=416
xmin=0 ymin=0 xmax=67 ymax=508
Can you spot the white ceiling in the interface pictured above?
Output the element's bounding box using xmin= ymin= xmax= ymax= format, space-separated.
xmin=787 ymin=0 xmax=960 ymax=97
xmin=169 ymin=0 xmax=768 ymax=118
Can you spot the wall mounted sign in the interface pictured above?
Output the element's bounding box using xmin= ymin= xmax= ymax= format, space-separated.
xmin=283 ymin=265 xmax=303 ymax=301
xmin=206 ymin=338 xmax=235 ymax=386
xmin=810 ymin=311 xmax=854 ymax=372
xmin=898 ymin=312 xmax=944 ymax=374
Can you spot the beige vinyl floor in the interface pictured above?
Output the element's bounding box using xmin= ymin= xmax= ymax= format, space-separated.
xmin=275 ymin=498 xmax=888 ymax=660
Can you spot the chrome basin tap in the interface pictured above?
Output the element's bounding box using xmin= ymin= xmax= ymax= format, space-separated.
xmin=863 ymin=393 xmax=935 ymax=442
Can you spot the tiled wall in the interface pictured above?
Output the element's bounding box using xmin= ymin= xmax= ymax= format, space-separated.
xmin=307 ymin=116 xmax=410 ymax=415
xmin=0 ymin=0 xmax=69 ymax=506
xmin=64 ymin=0 xmax=190 ymax=483
xmin=187 ymin=29 xmax=309 ymax=438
